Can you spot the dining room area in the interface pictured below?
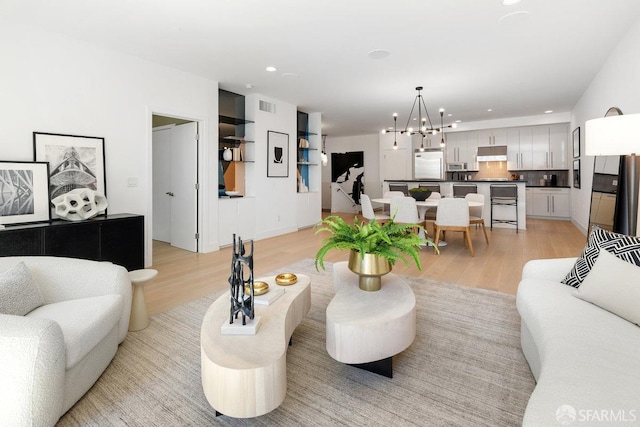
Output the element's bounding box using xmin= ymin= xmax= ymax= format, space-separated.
xmin=360 ymin=180 xmax=524 ymax=257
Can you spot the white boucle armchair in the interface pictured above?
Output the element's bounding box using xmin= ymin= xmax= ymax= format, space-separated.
xmin=0 ymin=256 xmax=132 ymax=427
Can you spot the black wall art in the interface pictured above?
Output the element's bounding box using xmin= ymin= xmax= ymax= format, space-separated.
xmin=331 ymin=151 xmax=364 ymax=205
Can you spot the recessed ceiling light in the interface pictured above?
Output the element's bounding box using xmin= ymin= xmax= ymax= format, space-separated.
xmin=455 ymin=120 xmax=462 ymax=123
xmin=368 ymin=49 xmax=390 ymax=60
xmin=545 ymin=110 xmax=553 ymax=114
xmin=281 ymin=72 xmax=299 ymax=79
xmin=245 ymin=83 xmax=253 ymax=89
xmin=487 ymin=108 xmax=493 ymax=112
xmin=501 ymin=0 xmax=521 ymax=5
xmin=447 ymin=113 xmax=452 ymax=117
xmin=265 ymin=66 xmax=277 ymax=72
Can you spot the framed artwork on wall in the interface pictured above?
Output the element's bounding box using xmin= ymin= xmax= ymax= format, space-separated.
xmin=0 ymin=161 xmax=51 ymax=225
xmin=33 ymin=132 xmax=106 ymax=202
xmin=572 ymin=127 xmax=580 ymax=158
xmin=267 ymin=131 xmax=289 ymax=177
xmin=573 ymin=159 xmax=581 ymax=188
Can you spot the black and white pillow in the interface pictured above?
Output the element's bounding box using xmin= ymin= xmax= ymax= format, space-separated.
xmin=562 ymin=226 xmax=640 ymax=288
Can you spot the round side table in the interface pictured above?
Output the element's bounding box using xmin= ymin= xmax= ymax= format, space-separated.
xmin=128 ymin=269 xmax=158 ymax=331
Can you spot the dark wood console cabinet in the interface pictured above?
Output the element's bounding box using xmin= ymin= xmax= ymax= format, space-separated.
xmin=0 ymin=214 xmax=144 ymax=271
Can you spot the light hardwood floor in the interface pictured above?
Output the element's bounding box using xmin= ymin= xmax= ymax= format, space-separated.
xmin=145 ymin=215 xmax=586 ymax=316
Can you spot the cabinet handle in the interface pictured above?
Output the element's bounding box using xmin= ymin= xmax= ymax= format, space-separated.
xmin=547 ymin=195 xmax=550 ymax=213
xmin=552 ymin=196 xmax=555 ymax=213
xmin=550 ymin=152 xmax=554 ymax=167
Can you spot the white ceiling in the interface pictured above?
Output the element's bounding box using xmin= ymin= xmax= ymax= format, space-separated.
xmin=3 ymin=0 xmax=640 ymax=136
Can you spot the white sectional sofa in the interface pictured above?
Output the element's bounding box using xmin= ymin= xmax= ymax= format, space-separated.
xmin=0 ymin=256 xmax=132 ymax=427
xmin=517 ymin=256 xmax=640 ymax=426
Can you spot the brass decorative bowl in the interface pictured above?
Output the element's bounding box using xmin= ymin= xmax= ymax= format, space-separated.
xmin=275 ymin=273 xmax=297 ymax=286
xmin=244 ymin=281 xmax=269 ymax=296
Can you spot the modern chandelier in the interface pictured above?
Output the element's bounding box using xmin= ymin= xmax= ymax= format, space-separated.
xmin=381 ymin=86 xmax=457 ymax=150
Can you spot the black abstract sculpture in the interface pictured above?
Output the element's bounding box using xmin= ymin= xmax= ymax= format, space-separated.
xmin=228 ymin=234 xmax=255 ymax=326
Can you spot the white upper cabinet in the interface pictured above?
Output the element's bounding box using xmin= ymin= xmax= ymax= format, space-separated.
xmin=514 ymin=124 xmax=568 ymax=170
xmin=445 ymin=132 xmax=474 ymax=166
xmin=549 ymin=123 xmax=568 ymax=169
xmin=477 ymin=128 xmax=507 ymax=146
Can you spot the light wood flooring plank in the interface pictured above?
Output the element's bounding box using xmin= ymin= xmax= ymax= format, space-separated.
xmin=143 ymin=215 xmax=586 ymax=316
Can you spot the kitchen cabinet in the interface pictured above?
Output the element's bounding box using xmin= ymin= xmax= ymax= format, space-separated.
xmin=531 ymin=124 xmax=568 ymax=169
xmin=549 ymin=124 xmax=568 ymax=169
xmin=478 ymin=128 xmax=507 ymax=146
xmin=594 ymin=155 xmax=620 ymax=175
xmin=531 ymin=188 xmax=569 ymax=218
xmin=445 ymin=132 xmax=475 ymax=167
xmin=509 ymin=127 xmax=534 ymax=170
xmin=414 ymin=133 xmax=440 ymax=150
xmin=218 ymin=197 xmax=255 ymax=246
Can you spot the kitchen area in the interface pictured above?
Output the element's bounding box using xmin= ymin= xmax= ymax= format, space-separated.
xmin=381 ymin=123 xmax=572 ymax=230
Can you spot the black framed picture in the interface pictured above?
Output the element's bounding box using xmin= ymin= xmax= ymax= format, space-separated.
xmin=573 ymin=159 xmax=580 ymax=188
xmin=572 ymin=127 xmax=580 ymax=158
xmin=33 ymin=132 xmax=106 ymax=201
xmin=267 ymin=131 xmax=289 ymax=177
xmin=0 ymin=161 xmax=51 ymax=225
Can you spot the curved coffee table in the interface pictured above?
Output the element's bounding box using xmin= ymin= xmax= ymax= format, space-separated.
xmin=201 ymin=274 xmax=311 ymax=418
xmin=326 ymin=262 xmax=416 ymax=377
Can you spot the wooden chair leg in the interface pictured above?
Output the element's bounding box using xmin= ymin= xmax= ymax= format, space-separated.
xmin=465 ymin=227 xmax=475 ymax=256
xmin=481 ymin=221 xmax=489 ymax=245
xmin=433 ymin=226 xmax=441 ymax=254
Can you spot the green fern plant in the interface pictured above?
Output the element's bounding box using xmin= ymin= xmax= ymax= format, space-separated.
xmin=314 ymin=215 xmax=436 ymax=271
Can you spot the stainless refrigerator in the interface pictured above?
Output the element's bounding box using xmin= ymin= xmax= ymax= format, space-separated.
xmin=414 ymin=149 xmax=444 ymax=180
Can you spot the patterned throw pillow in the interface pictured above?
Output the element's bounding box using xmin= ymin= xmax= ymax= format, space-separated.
xmin=562 ymin=226 xmax=640 ymax=288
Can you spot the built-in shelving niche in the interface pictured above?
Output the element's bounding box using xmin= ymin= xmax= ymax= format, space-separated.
xmin=296 ymin=111 xmax=318 ymax=193
xmin=219 ymin=90 xmax=253 ymax=196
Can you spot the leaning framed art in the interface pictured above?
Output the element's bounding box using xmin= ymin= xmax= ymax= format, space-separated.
xmin=573 ymin=159 xmax=580 ymax=188
xmin=0 ymin=161 xmax=51 ymax=225
xmin=267 ymin=130 xmax=289 ymax=177
xmin=33 ymin=132 xmax=106 ymax=201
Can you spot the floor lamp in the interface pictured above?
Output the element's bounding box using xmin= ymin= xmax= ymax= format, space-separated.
xmin=586 ymin=113 xmax=640 ymax=236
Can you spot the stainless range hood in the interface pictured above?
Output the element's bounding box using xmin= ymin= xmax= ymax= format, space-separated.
xmin=477 ymin=145 xmax=508 ymax=162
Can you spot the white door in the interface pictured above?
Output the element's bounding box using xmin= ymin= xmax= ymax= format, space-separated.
xmin=152 ymin=127 xmax=172 ymax=242
xmin=170 ymin=122 xmax=198 ymax=252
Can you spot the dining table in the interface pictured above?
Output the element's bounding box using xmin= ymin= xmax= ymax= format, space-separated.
xmin=370 ymin=197 xmax=484 ymax=247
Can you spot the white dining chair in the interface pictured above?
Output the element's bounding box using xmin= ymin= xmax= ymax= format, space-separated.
xmin=382 ymin=191 xmax=405 ymax=215
xmin=423 ymin=192 xmax=441 ymax=235
xmin=390 ymin=196 xmax=426 ymax=232
xmin=360 ymin=194 xmax=391 ymax=223
xmin=465 ymin=193 xmax=489 ymax=245
xmin=433 ymin=197 xmax=474 ymax=256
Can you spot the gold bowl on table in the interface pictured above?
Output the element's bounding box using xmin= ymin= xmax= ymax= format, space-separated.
xmin=244 ymin=281 xmax=269 ymax=296
xmin=275 ymin=273 xmax=298 ymax=286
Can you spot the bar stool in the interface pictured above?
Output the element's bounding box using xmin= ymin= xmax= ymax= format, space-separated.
xmin=452 ymin=184 xmax=477 ymax=198
xmin=490 ymin=184 xmax=518 ymax=233
xmin=128 ymin=268 xmax=158 ymax=331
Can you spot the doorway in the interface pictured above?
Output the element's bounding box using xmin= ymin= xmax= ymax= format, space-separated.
xmin=152 ymin=115 xmax=199 ymax=255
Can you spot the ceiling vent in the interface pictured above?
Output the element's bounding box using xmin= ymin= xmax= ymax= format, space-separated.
xmin=259 ymin=100 xmax=276 ymax=114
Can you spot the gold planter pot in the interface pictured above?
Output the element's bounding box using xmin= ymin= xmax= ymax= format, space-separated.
xmin=347 ymin=250 xmax=392 ymax=291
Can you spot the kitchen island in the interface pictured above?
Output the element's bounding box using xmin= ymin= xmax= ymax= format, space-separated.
xmin=383 ymin=180 xmax=527 ymax=230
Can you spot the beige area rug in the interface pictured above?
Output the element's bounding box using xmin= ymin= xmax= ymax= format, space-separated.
xmin=58 ymin=259 xmax=535 ymax=426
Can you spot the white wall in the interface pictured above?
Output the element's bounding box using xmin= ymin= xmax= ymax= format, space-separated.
xmin=322 ymin=134 xmax=379 ymax=211
xmin=245 ymin=94 xmax=298 ymax=240
xmin=0 ymin=21 xmax=219 ymax=265
xmin=570 ymin=15 xmax=640 ymax=234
